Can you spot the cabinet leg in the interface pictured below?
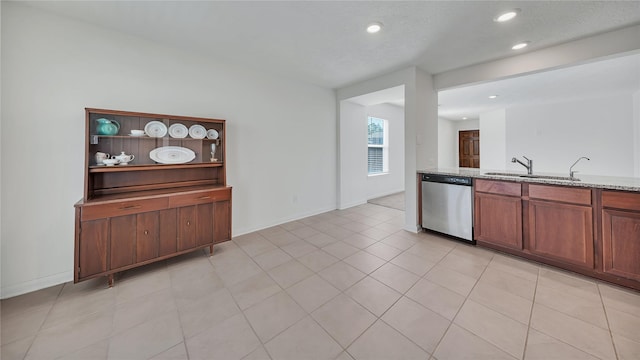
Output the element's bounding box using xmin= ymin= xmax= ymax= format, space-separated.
xmin=108 ymin=274 xmax=114 ymax=288
xmin=209 ymin=245 xmax=214 ymax=256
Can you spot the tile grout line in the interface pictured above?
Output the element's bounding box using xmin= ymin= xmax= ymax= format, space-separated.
xmin=521 ymin=263 xmax=540 ymax=360
xmin=526 ymin=270 xmax=614 ymax=359
xmin=392 ymin=240 xmax=464 ymax=356
xmin=427 ymin=247 xmax=494 ymax=359
xmin=19 ymin=282 xmax=66 ymax=359
xmin=597 ymin=281 xmax=620 ymax=360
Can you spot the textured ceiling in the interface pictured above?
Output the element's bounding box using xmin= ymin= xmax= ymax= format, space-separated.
xmin=20 ymin=1 xmax=640 ymax=89
xmin=438 ymin=52 xmax=640 ymax=121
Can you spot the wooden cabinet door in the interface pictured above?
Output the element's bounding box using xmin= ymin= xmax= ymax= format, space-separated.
xmin=196 ymin=203 xmax=214 ymax=246
xmin=78 ymin=219 xmax=109 ymax=279
xmin=602 ymin=209 xmax=640 ymax=281
xmin=136 ymin=212 xmax=159 ymax=262
xmin=474 ymin=192 xmax=523 ymax=249
xmin=110 ymin=215 xmax=137 ymax=270
xmin=214 ymin=200 xmax=231 ymax=243
xmin=178 ymin=206 xmax=196 ymax=251
xmin=529 ymin=200 xmax=594 ymax=268
xmin=158 ymin=208 xmax=177 ymax=257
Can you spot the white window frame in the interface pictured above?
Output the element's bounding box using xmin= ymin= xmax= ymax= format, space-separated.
xmin=367 ymin=116 xmax=389 ymax=176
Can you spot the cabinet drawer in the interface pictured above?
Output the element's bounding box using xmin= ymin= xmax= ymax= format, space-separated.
xmin=81 ymin=198 xmax=168 ymax=221
xmin=602 ymin=190 xmax=640 ymax=211
xmin=475 ymin=179 xmax=521 ymax=197
xmin=529 ymin=184 xmax=591 ymax=205
xmin=169 ymin=188 xmax=231 ymax=207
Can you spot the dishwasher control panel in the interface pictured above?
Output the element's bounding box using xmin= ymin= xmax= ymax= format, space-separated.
xmin=421 ymin=174 xmax=472 ymax=186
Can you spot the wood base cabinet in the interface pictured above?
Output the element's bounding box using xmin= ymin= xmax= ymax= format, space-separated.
xmin=473 ymin=179 xmax=640 ymax=290
xmin=528 ymin=185 xmax=594 ymax=269
xmin=75 ymin=108 xmax=231 ymax=286
xmin=602 ymin=191 xmax=640 ymax=282
xmin=474 ymin=180 xmax=523 ymax=250
xmin=75 ymin=187 xmax=232 ymax=285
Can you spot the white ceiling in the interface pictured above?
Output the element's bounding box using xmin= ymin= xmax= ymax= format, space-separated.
xmin=20 ymin=1 xmax=640 ymax=89
xmin=438 ymin=52 xmax=640 ymax=121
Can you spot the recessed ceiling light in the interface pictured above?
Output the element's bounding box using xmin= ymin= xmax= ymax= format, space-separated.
xmin=367 ymin=22 xmax=383 ymax=33
xmin=488 ymin=95 xmax=498 ymax=99
xmin=462 ymin=117 xmax=468 ymax=120
xmin=494 ymin=9 xmax=520 ymax=22
xmin=512 ymin=41 xmax=530 ymax=50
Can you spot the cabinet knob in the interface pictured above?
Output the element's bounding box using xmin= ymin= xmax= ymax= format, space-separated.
xmin=187 ymin=221 xmax=191 ymax=226
xmin=144 ymin=230 xmax=149 ymax=235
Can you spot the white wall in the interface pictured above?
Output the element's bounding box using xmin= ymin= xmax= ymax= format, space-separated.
xmin=634 ymin=90 xmax=640 ymax=177
xmin=338 ymin=101 xmax=368 ymax=208
xmin=438 ymin=118 xmax=456 ymax=168
xmin=1 ymin=3 xmax=337 ymax=298
xmin=479 ymin=110 xmax=507 ymax=170
xmin=505 ymin=94 xmax=634 ymax=176
xmin=366 ymin=103 xmax=405 ymax=199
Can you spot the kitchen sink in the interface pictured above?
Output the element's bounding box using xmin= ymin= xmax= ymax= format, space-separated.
xmin=484 ymin=172 xmax=579 ymax=181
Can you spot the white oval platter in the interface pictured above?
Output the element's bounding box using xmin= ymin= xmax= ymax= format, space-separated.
xmin=149 ymin=146 xmax=196 ymax=164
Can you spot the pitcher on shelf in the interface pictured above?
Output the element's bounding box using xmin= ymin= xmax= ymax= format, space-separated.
xmin=95 ymin=118 xmax=120 ymax=135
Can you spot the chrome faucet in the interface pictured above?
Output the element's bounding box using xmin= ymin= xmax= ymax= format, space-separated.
xmin=569 ymin=156 xmax=590 ymax=179
xmin=512 ymin=156 xmax=533 ymax=174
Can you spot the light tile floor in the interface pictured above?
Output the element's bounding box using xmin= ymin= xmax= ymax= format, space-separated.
xmin=367 ymin=192 xmax=404 ymax=211
xmin=2 ymin=203 xmax=640 ymax=360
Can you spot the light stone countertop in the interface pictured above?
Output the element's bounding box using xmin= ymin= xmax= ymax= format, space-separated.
xmin=418 ymin=167 xmax=640 ymax=192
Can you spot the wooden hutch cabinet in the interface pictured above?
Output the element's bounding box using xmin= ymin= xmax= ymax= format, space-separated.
xmin=74 ymin=108 xmax=232 ymax=286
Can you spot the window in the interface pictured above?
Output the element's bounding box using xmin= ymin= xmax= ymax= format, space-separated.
xmin=368 ymin=116 xmax=388 ymax=175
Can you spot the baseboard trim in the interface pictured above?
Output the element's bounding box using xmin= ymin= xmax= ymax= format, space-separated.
xmin=337 ymin=199 xmax=367 ymax=210
xmin=367 ymin=189 xmax=405 ymax=201
xmin=1 ymin=270 xmax=73 ymax=299
xmin=233 ymin=204 xmax=339 ymax=237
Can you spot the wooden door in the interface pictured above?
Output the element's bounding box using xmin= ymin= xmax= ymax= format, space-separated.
xmin=78 ymin=219 xmax=108 ymax=279
xmin=178 ymin=206 xmax=197 ymax=251
xmin=602 ymin=209 xmax=640 ymax=281
xmin=459 ymin=130 xmax=480 ymax=168
xmin=136 ymin=212 xmax=159 ymax=262
xmin=214 ymin=201 xmax=231 ymax=243
xmin=528 ymin=200 xmax=594 ymax=269
xmin=474 ymin=192 xmax=523 ymax=249
xmin=110 ymin=215 xmax=137 ymax=269
xmin=196 ymin=203 xmax=214 ymax=246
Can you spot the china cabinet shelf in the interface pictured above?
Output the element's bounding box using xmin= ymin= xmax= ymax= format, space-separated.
xmin=89 ymin=162 xmax=224 ymax=173
xmin=92 ymin=135 xmax=220 ymax=142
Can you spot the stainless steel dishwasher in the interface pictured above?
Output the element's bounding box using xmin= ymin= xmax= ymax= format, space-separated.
xmin=421 ymin=173 xmax=474 ymax=243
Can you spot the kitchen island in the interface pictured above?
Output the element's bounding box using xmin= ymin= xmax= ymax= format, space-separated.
xmin=418 ymin=168 xmax=640 ymax=291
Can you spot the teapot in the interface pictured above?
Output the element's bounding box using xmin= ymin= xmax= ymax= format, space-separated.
xmin=113 ymin=151 xmax=135 ymax=164
xmin=95 ymin=118 xmax=120 ymax=135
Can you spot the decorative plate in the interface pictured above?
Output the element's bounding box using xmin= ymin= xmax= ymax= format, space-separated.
xmin=149 ymin=146 xmax=196 ymax=164
xmin=188 ymin=124 xmax=206 ymax=139
xmin=144 ymin=121 xmax=168 ymax=138
xmin=168 ymin=123 xmax=188 ymax=138
xmin=206 ymin=129 xmax=219 ymax=140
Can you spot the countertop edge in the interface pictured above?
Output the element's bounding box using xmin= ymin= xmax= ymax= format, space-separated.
xmin=417 ymin=168 xmax=640 ymax=193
